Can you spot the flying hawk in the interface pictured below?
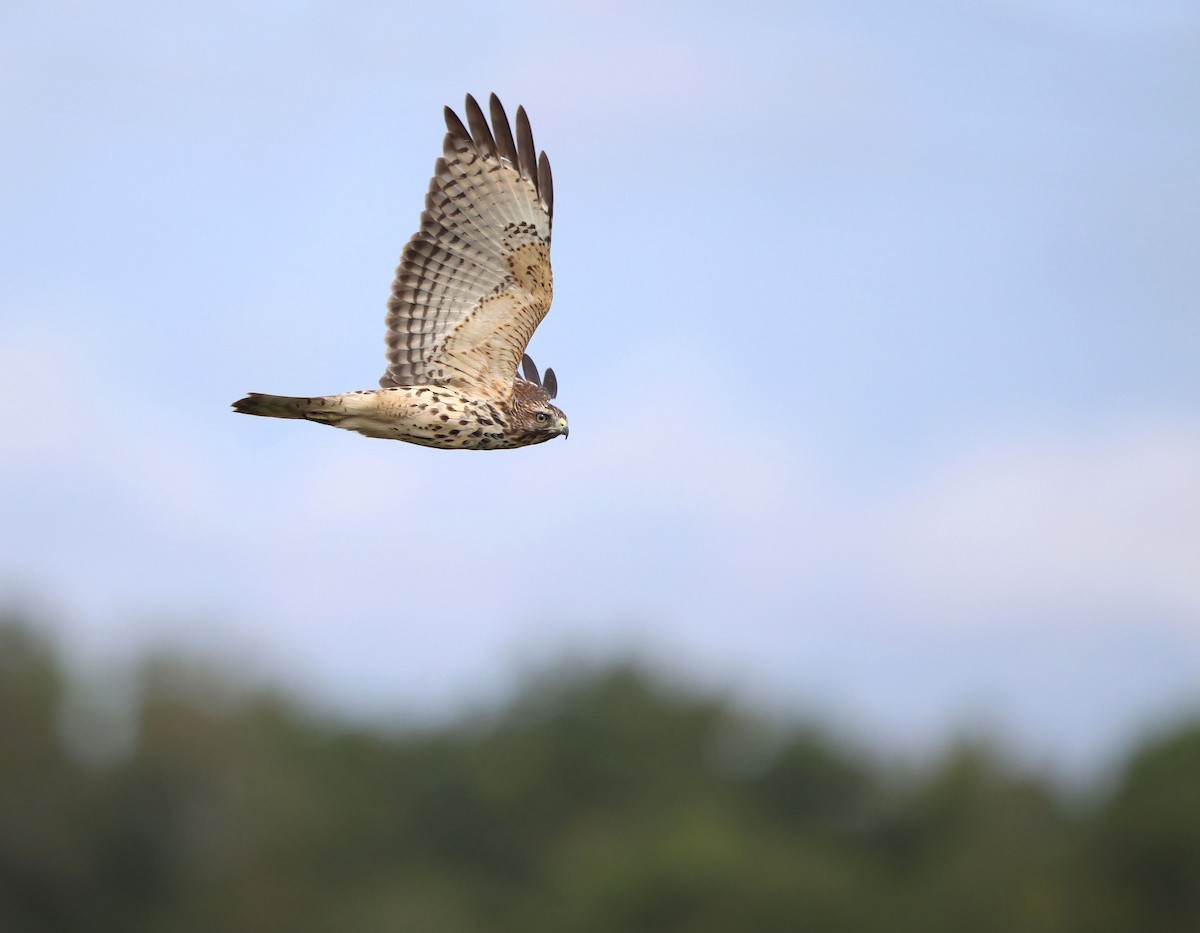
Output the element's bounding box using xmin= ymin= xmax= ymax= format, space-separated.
xmin=233 ymin=94 xmax=567 ymax=449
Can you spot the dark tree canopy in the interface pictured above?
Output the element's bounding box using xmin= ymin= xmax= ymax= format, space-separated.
xmin=1 ymin=614 xmax=1198 ymax=933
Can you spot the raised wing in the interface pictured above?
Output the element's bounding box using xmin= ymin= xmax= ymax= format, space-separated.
xmin=381 ymin=93 xmax=554 ymax=397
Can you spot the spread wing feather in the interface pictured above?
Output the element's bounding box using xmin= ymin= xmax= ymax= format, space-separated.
xmin=381 ymin=93 xmax=554 ymax=397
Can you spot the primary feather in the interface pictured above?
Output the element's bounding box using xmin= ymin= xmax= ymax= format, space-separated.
xmin=381 ymin=95 xmax=554 ymax=398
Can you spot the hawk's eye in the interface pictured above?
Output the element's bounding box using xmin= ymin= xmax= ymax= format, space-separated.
xmin=535 ymin=411 xmax=549 ymax=423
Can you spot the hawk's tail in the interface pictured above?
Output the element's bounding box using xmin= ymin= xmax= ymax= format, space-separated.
xmin=233 ymin=393 xmax=322 ymax=420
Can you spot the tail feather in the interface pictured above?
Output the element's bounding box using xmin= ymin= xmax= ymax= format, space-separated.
xmin=232 ymin=393 xmax=316 ymax=420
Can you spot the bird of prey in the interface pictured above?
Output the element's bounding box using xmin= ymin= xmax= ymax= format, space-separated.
xmin=233 ymin=94 xmax=567 ymax=449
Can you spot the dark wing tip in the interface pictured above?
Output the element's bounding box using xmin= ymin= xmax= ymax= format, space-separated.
xmin=443 ymin=105 xmax=469 ymax=140
xmin=489 ymin=93 xmax=519 ymax=165
xmin=537 ymin=151 xmax=553 ymax=218
xmin=519 ymin=355 xmax=558 ymax=398
xmin=464 ymin=93 xmax=497 ymax=158
xmin=515 ymin=105 xmax=538 ymax=184
xmin=521 ymin=353 xmax=541 ymax=386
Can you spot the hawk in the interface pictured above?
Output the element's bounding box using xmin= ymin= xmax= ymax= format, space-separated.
xmin=233 ymin=93 xmax=568 ymax=449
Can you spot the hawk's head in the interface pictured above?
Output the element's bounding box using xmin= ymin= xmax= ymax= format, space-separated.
xmin=510 ymin=354 xmax=568 ymax=445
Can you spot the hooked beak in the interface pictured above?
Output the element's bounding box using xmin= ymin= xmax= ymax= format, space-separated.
xmin=558 ymin=417 xmax=569 ymax=439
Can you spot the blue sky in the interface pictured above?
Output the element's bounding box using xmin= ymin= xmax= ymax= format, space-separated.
xmin=3 ymin=0 xmax=1198 ymax=773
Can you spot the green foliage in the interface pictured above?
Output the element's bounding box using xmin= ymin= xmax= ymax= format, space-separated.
xmin=1090 ymin=725 xmax=1200 ymax=932
xmin=0 ymin=616 xmax=1197 ymax=932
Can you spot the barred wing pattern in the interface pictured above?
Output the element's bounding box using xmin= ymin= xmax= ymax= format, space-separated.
xmin=381 ymin=94 xmax=555 ymax=399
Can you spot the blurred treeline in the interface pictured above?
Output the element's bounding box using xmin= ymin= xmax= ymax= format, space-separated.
xmin=2 ymin=617 xmax=1199 ymax=933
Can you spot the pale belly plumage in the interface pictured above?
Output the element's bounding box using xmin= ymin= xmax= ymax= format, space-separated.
xmin=302 ymin=386 xmax=514 ymax=449
xmin=233 ymin=386 xmax=521 ymax=449
xmin=233 ymin=377 xmax=566 ymax=449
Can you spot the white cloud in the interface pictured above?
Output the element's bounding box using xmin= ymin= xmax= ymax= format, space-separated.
xmin=874 ymin=420 xmax=1200 ymax=626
